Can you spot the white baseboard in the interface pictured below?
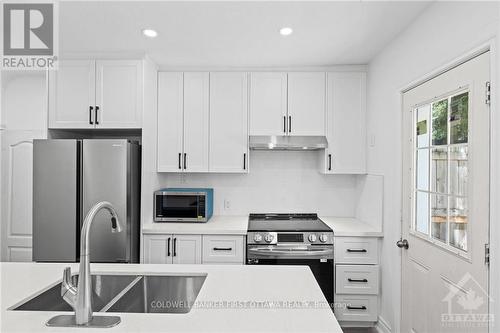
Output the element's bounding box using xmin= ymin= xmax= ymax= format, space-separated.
xmin=375 ymin=316 xmax=391 ymax=333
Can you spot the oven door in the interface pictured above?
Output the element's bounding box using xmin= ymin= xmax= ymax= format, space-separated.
xmin=154 ymin=192 xmax=206 ymax=222
xmin=246 ymin=245 xmax=334 ymax=306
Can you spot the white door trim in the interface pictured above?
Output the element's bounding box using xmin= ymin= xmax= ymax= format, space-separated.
xmin=398 ymin=39 xmax=496 ymax=333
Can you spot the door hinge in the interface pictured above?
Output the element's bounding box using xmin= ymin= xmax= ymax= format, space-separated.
xmin=485 ymin=243 xmax=490 ymax=265
xmin=486 ymin=81 xmax=491 ymax=105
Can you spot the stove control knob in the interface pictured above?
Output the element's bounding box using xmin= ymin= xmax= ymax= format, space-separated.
xmin=253 ymin=234 xmax=263 ymax=242
xmin=308 ymin=234 xmax=317 ymax=243
xmin=319 ymin=234 xmax=328 ymax=243
xmin=265 ymin=234 xmax=274 ymax=243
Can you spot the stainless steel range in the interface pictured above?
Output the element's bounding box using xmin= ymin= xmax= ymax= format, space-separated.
xmin=246 ymin=213 xmax=334 ymax=307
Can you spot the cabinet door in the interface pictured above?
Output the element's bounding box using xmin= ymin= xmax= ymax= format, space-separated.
xmin=172 ymin=235 xmax=202 ymax=264
xmin=323 ymin=72 xmax=366 ymax=174
xmin=183 ymin=72 xmax=209 ymax=172
xmin=287 ymin=72 xmax=326 ymax=136
xmin=249 ymin=72 xmax=287 ymax=136
xmin=157 ymin=72 xmax=184 ymax=172
xmin=209 ymin=72 xmax=249 ymax=173
xmin=143 ymin=235 xmax=172 ymax=264
xmin=95 ymin=60 xmax=142 ymax=128
xmin=48 ymin=60 xmax=95 ymax=129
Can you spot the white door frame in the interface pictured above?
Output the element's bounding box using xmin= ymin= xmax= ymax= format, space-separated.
xmin=398 ymin=39 xmax=497 ymax=332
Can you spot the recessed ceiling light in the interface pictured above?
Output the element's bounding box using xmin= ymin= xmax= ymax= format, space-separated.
xmin=279 ymin=27 xmax=293 ymax=36
xmin=142 ymin=29 xmax=158 ymax=38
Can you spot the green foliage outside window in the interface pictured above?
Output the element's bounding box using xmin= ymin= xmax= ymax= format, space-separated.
xmin=432 ymin=99 xmax=448 ymax=145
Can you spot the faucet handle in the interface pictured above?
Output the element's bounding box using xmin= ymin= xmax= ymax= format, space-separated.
xmin=61 ymin=267 xmax=77 ymax=308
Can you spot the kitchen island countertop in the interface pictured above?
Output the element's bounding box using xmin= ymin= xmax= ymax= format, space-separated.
xmin=0 ymin=262 xmax=342 ymax=333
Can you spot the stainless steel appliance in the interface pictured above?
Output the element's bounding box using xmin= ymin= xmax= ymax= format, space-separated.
xmin=246 ymin=213 xmax=334 ymax=306
xmin=32 ymin=139 xmax=140 ymax=263
xmin=154 ymin=188 xmax=214 ymax=222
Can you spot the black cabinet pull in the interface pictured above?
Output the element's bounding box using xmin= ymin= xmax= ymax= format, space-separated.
xmin=183 ymin=153 xmax=187 ymax=170
xmin=328 ymin=154 xmax=332 ymax=171
xmin=89 ymin=106 xmax=94 ymax=125
xmin=178 ymin=153 xmax=182 ymax=169
xmin=348 ymin=278 xmax=368 ymax=283
xmin=213 ymin=247 xmax=232 ymax=251
xmin=95 ymin=106 xmax=100 ymax=125
xmin=283 ymin=116 xmax=287 ymax=133
xmin=347 ymin=249 xmax=367 ymax=253
xmin=288 ymin=115 xmax=292 ymax=133
xmin=347 ymin=305 xmax=367 ymax=310
xmin=167 ymin=237 xmax=171 ymax=257
xmin=173 ymin=238 xmax=177 ymax=257
xmin=243 ymin=153 xmax=246 ymax=170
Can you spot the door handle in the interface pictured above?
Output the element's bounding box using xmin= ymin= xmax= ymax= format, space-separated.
xmin=167 ymin=237 xmax=171 ymax=257
xmin=173 ymin=238 xmax=177 ymax=257
xmin=95 ymin=106 xmax=100 ymax=125
xmin=348 ymin=278 xmax=368 ymax=283
xmin=397 ymin=239 xmax=409 ymax=249
xmin=328 ymin=154 xmax=332 ymax=171
xmin=183 ymin=153 xmax=187 ymax=170
xmin=89 ymin=106 xmax=94 ymax=125
xmin=288 ymin=115 xmax=292 ymax=133
xmin=178 ymin=153 xmax=182 ymax=169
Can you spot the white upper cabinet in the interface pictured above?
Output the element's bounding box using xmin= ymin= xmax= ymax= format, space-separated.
xmin=157 ymin=72 xmax=209 ymax=173
xmin=321 ymin=72 xmax=367 ymax=174
xmin=48 ymin=59 xmax=143 ymax=129
xmin=48 ymin=60 xmax=96 ymax=129
xmin=249 ymin=72 xmax=287 ymax=136
xmin=287 ymin=72 xmax=326 ymax=136
xmin=95 ymin=60 xmax=142 ymax=128
xmin=157 ymin=72 xmax=184 ymax=172
xmin=209 ymin=72 xmax=249 ymax=173
xmin=183 ymin=72 xmax=209 ymax=172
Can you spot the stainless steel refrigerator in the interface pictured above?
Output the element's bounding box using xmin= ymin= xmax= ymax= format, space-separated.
xmin=32 ymin=139 xmax=140 ymax=263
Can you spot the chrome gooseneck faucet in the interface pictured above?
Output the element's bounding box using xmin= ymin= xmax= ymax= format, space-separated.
xmin=61 ymin=201 xmax=122 ymax=325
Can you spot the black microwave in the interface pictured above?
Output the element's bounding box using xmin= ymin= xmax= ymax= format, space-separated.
xmin=154 ymin=188 xmax=214 ymax=222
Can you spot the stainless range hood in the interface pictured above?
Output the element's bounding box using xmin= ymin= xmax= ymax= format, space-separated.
xmin=249 ymin=135 xmax=328 ymax=151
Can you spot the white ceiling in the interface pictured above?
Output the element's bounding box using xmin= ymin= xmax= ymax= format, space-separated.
xmin=59 ymin=1 xmax=431 ymax=67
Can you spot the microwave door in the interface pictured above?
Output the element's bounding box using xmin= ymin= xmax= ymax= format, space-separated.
xmin=157 ymin=194 xmax=200 ymax=221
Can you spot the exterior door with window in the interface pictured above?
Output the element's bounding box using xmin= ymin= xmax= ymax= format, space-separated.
xmin=401 ymin=52 xmax=490 ymax=332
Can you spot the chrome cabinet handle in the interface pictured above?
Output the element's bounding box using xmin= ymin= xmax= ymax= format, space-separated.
xmin=348 ymin=278 xmax=368 ymax=283
xmin=347 ymin=248 xmax=367 ymax=253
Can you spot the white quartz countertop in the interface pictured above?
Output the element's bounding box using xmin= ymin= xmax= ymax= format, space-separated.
xmin=142 ymin=216 xmax=248 ymax=235
xmin=320 ymin=217 xmax=383 ymax=237
xmin=1 ymin=262 xmax=342 ymax=333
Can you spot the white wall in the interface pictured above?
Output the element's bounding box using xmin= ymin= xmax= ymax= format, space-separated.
xmin=154 ymin=151 xmax=358 ymax=218
xmin=366 ymin=2 xmax=500 ymax=331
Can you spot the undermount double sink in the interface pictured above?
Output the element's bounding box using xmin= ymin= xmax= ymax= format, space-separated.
xmin=12 ymin=273 xmax=207 ymax=314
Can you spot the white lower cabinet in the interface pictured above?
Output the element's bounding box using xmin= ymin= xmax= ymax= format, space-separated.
xmin=143 ymin=234 xmax=245 ymax=265
xmin=334 ymin=236 xmax=380 ymax=325
xmin=143 ymin=234 xmax=202 ymax=264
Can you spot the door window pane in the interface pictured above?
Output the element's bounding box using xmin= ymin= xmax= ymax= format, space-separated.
xmin=450 ymin=92 xmax=469 ymax=144
xmin=416 ymin=191 xmax=429 ymax=234
xmin=417 ymin=149 xmax=429 ymax=191
xmin=431 ymin=148 xmax=448 ymax=193
xmin=432 ymin=99 xmax=448 ymax=146
xmin=431 ymin=194 xmax=447 ymax=243
xmin=449 ymin=196 xmax=467 ymax=251
xmin=450 ymin=146 xmax=468 ymax=196
xmin=416 ymin=105 xmax=430 ymax=148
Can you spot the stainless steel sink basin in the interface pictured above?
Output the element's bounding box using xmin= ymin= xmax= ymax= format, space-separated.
xmin=12 ymin=274 xmax=137 ymax=312
xmin=107 ymin=275 xmax=207 ymax=314
xmin=11 ymin=273 xmax=207 ymax=315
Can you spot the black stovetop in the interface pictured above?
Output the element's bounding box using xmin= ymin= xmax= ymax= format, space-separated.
xmin=247 ymin=213 xmax=332 ymax=232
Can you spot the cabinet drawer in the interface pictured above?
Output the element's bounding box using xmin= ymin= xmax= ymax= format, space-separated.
xmin=336 ymin=265 xmax=379 ymax=295
xmin=334 ymin=295 xmax=378 ymax=322
xmin=335 ymin=237 xmax=378 ymax=264
xmin=202 ymin=235 xmax=245 ymax=264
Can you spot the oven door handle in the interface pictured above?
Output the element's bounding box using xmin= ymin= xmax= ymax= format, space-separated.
xmin=247 ymin=247 xmax=333 ymax=257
